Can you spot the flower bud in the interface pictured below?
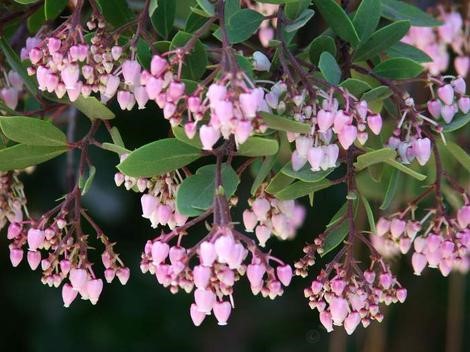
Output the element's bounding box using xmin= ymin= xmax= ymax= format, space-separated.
xmin=194 ymin=288 xmax=216 ymax=314
xmin=62 ymin=283 xmax=78 ymax=308
xmin=199 ymin=125 xmax=220 ymax=151
xmin=252 ymin=51 xmax=271 ymax=71
xmin=367 ymin=114 xmax=382 ymax=135
xmin=190 ymin=303 xmax=206 ymax=326
xmin=412 ymin=138 xmax=431 ymax=166
xmin=213 ymin=301 xmax=232 ymax=326
xmin=437 ymin=84 xmax=454 ymax=105
xmin=276 ymin=265 xmax=293 ymax=286
xmin=150 ymin=55 xmax=168 ymax=77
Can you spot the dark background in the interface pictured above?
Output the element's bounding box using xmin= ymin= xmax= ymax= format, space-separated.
xmin=0 ymin=0 xmax=469 ymax=351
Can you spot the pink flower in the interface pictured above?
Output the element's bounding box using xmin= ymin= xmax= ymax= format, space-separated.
xmin=239 ymin=91 xmax=260 ymax=118
xmin=247 ymin=263 xmax=266 ymax=288
xmin=194 ymin=288 xmax=216 ymax=314
xmin=437 ymin=84 xmax=454 ymax=105
xmin=213 ymin=301 xmax=232 ymax=326
xmin=86 ymin=279 xmax=103 ymax=305
xmin=412 ymin=138 xmax=431 ymax=166
xmin=307 ymin=147 xmax=324 ymax=171
xmin=367 ymin=114 xmax=382 ymax=135
xmin=116 ymin=267 xmax=130 ymax=285
xmin=276 ymin=265 xmax=293 ymax=286
xmin=27 ymin=228 xmax=45 ymax=251
xmin=193 ymin=265 xmax=212 ymax=289
xmin=330 ymin=297 xmax=349 ymax=325
xmin=243 ymin=210 xmax=257 ymax=232
xmin=319 ymin=311 xmax=334 ymax=332
xmin=412 ymin=252 xmax=427 ymax=275
xmin=151 ymin=241 xmax=170 ymax=265
xmin=317 ymin=110 xmax=334 ymax=132
xmin=122 ymin=60 xmax=141 ymax=86
xmin=344 ymin=312 xmax=361 ymax=335
xmin=252 ymin=198 xmax=271 ymax=221
xmin=337 ymin=125 xmax=357 ymax=150
xmin=9 ymin=247 xmax=23 ymax=267
xmin=199 ymin=241 xmax=217 ymax=266
xmin=61 ymin=64 xmax=80 ymax=90
xmin=190 ymin=303 xmax=206 ymax=326
xmin=62 ymin=283 xmax=78 ymax=308
xmin=69 ymin=268 xmax=88 ymax=291
xmin=199 ymin=125 xmax=220 ymax=150
xmin=150 ymin=55 xmax=168 ymax=77
xmin=27 ymin=251 xmax=41 ymax=270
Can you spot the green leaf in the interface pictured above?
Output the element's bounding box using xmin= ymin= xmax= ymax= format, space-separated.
xmin=443 ymin=113 xmax=470 ymax=133
xmin=109 ymin=127 xmax=125 ymax=147
xmin=309 ymin=35 xmax=337 ymax=65
xmin=227 ymin=9 xmax=264 ymax=44
xmin=79 ymin=165 xmax=96 ymax=196
xmin=185 ymin=12 xmax=209 ymax=33
xmin=0 ymin=144 xmax=67 ymax=171
xmin=266 ymin=171 xmax=294 ymax=194
xmin=44 ymin=0 xmax=67 ymax=20
xmin=381 ymin=0 xmax=441 ymax=27
xmin=285 ymin=0 xmax=311 ymax=20
xmin=72 ymin=96 xmax=115 ymax=120
xmin=196 ymin=0 xmax=215 ymax=16
xmin=340 ymin=78 xmax=372 ymax=97
xmin=353 ymin=20 xmax=410 ymax=62
xmin=285 ymin=9 xmax=315 ymax=32
xmin=281 ymin=163 xmax=334 ymax=183
xmin=237 ymin=137 xmax=279 ymax=157
xmin=251 ymin=156 xmax=275 ymax=195
xmin=312 ymin=0 xmax=360 ymax=46
xmin=101 ymin=143 xmax=130 ymax=155
xmin=172 ymin=126 xmax=203 ymax=149
xmin=0 ymin=37 xmax=38 ymax=96
xmin=352 ymin=0 xmax=381 ymax=40
xmin=236 ymin=55 xmax=254 ymax=80
xmin=0 ymin=116 xmax=67 ymax=146
xmin=380 ymin=168 xmax=401 ymax=210
xmin=176 ymin=164 xmax=239 ymax=216
xmin=275 ymin=179 xmax=333 ymax=200
xmin=386 ymin=42 xmax=432 ymax=63
xmin=384 ymin=159 xmax=426 ymax=180
xmin=361 ymin=86 xmax=392 ymax=103
xmin=361 ymin=194 xmax=376 ymax=233
xmin=95 ymin=0 xmax=134 ymax=27
xmin=354 ymin=148 xmax=397 ymax=171
xmin=27 ymin=5 xmax=45 ymax=33
xmin=15 ymin=0 xmax=39 ymax=4
xmin=373 ymin=58 xmax=424 ymax=79
xmin=149 ymin=0 xmax=159 ymax=17
xmin=319 ymin=52 xmax=341 ymax=85
xmin=118 ymin=138 xmax=201 ymax=178
xmin=151 ymin=0 xmax=176 ymax=39
xmin=259 ymin=111 xmax=311 ymax=134
xmin=170 ymin=31 xmax=208 ymax=80
xmin=137 ymin=39 xmax=152 ymax=70
xmin=446 ymin=141 xmax=470 ymax=173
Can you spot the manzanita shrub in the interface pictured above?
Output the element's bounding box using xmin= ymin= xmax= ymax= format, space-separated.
xmin=0 ymin=0 xmax=468 ymax=335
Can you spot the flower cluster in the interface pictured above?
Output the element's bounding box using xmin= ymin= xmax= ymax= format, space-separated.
xmin=115 ymin=164 xmax=188 ymax=230
xmin=427 ymin=77 xmax=469 ymax=124
xmin=140 ymin=226 xmax=292 ymax=326
xmin=0 ymin=69 xmax=23 ymax=110
xmin=0 ymin=171 xmax=26 ymax=231
xmin=304 ymin=261 xmax=406 ymax=335
xmin=402 ymin=6 xmax=469 ymax=77
xmin=7 ymin=194 xmax=129 ymax=307
xmin=243 ymin=190 xmax=305 ymax=246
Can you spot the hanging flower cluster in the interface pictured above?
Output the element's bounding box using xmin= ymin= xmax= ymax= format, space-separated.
xmin=0 ymin=69 xmax=23 ymax=110
xmin=1 ymin=171 xmax=26 ymax=232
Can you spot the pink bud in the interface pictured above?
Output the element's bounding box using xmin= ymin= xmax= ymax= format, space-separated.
xmin=151 ymin=241 xmax=170 ymax=265
xmin=367 ymin=114 xmax=382 ymax=135
xmin=330 ymin=297 xmax=349 ymax=325
xmin=145 ymin=77 xmax=164 ymax=100
xmin=247 ymin=263 xmax=266 ymax=288
xmin=330 ymin=279 xmax=346 ymax=296
xmin=307 ymin=147 xmax=324 ymax=171
xmin=27 ymin=228 xmax=45 ymax=251
xmin=427 ymin=100 xmax=442 ymax=118
xmin=239 ymin=91 xmax=260 ymax=118
xmin=207 ymin=84 xmax=227 ymax=104
xmin=344 ymin=312 xmax=361 ymax=335
xmin=255 ymin=225 xmax=271 ymax=247
xmin=317 ymin=110 xmax=334 ymax=132
xmin=291 ymin=150 xmax=307 ymax=172
xmin=62 ymin=283 xmax=78 ymax=307
xmin=454 ymin=56 xmax=469 ymax=78
xmin=319 ymin=311 xmax=334 ymax=332
xmin=7 ymin=222 xmax=22 ymax=240
xmin=188 ymin=96 xmax=201 ymax=113
xmin=111 ymin=46 xmax=123 ymax=61
xmin=333 ymin=110 xmax=351 ymax=133
xmin=452 ymin=77 xmax=466 ymax=95
xmin=252 ymin=198 xmax=271 ymax=221
xmin=66 ymin=81 xmax=82 ymax=102
xmin=163 ymin=102 xmax=176 ymax=119
xmin=427 ymin=234 xmax=442 ymax=252
xmin=8 ymin=71 xmax=23 ymax=90
xmin=150 ymin=55 xmax=168 ymax=77
xmin=276 ymin=265 xmax=293 ymax=286
xmin=213 ymin=301 xmax=232 ymax=326
xmin=199 ymin=241 xmax=217 ymax=267
xmin=437 ymin=84 xmax=454 ymax=105
xmin=190 ymin=303 xmax=206 ymax=326
xmin=104 ymin=75 xmax=120 ymax=99
xmin=194 ymin=288 xmax=216 ymax=314
xmin=61 ymin=64 xmax=80 ymax=90
xmin=9 ymin=247 xmax=23 ymax=267
xmin=69 ymin=268 xmax=88 ymax=291
xmin=1 ymin=88 xmax=19 ymax=109
xmin=214 ymin=234 xmax=235 ymax=264
xmin=412 ymin=252 xmax=427 ymax=275
xmin=364 ymin=270 xmax=375 ymax=284
xmin=390 ymin=218 xmax=406 ymax=239
xmin=457 ymin=205 xmax=470 ymax=228
xmin=141 ymin=194 xmax=157 ymax=218
xmin=295 ymin=136 xmax=313 ymax=158
xmin=412 ymin=138 xmax=431 ymax=166
xmin=116 ymin=267 xmax=130 ymax=285
xmin=167 ymin=82 xmax=185 ymax=102
xmin=86 ymin=279 xmax=103 ymax=305
xmin=199 ymin=125 xmax=220 ymax=150
xmin=399 ymin=237 xmax=412 ymax=254
xmin=104 ymin=268 xmax=116 ymax=283
xmin=157 ymin=204 xmax=172 ymax=225
xmin=27 ymin=251 xmax=41 ymax=270
xmin=458 ymin=97 xmax=470 ymax=114
xmin=337 ymin=125 xmax=357 ymax=150
xmin=122 ymin=60 xmax=141 ymax=86
xmin=396 ymin=288 xmax=407 ymax=303
xmin=60 ymin=260 xmax=71 ymax=275
xmin=243 ymin=210 xmax=257 ymax=232
xmin=379 ymin=273 xmax=393 ymax=289
xmin=214 ymin=100 xmax=234 ymax=125
xmin=184 ymin=122 xmax=197 ymax=140
xmin=356 ymin=100 xmax=368 ymax=120
xmin=235 ymin=120 xmax=252 ymax=145
xmin=193 ymin=265 xmax=212 ymax=289
xmin=134 ymin=86 xmax=149 ymax=109
xmin=259 ymin=26 xmax=274 ymax=47
xmin=29 ymin=48 xmax=42 ymax=64
xmin=117 ymin=91 xmax=135 ymax=111
xmin=376 ymin=217 xmax=390 ymax=236
xmin=441 ymin=104 xmax=457 ymax=123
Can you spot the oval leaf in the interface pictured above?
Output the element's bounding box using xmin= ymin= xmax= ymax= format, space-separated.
xmin=373 ymin=58 xmax=424 ymax=79
xmin=0 ymin=116 xmax=67 ymax=146
xmin=0 ymin=144 xmax=67 ymax=171
xmin=259 ymin=111 xmax=311 ymax=134
xmin=319 ymin=52 xmax=341 ymax=85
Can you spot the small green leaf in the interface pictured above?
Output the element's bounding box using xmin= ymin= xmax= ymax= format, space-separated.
xmin=109 ymin=127 xmax=125 ymax=147
xmin=340 ymin=78 xmax=372 ymax=97
xmin=251 ymin=156 xmax=275 ymax=195
xmin=176 ymin=164 xmax=239 ymax=216
xmin=381 ymin=0 xmax=442 ymax=27
xmin=285 ymin=9 xmax=315 ymax=32
xmin=446 ymin=141 xmax=470 ymax=173
xmin=275 ymin=179 xmax=333 ymax=200
xmin=353 ymin=20 xmax=411 ymax=62
xmin=72 ymin=96 xmax=115 ymax=120
xmin=385 ymin=159 xmax=426 ymax=180
xmin=149 ymin=0 xmax=158 ymax=17
xmin=196 ymin=0 xmax=215 ymax=16
xmin=227 ymin=9 xmax=264 ymax=44
xmin=361 ymin=194 xmax=376 ymax=233
xmin=309 ymin=35 xmax=337 ymax=65
xmin=281 ymin=163 xmax=334 ymax=183
xmin=319 ymin=52 xmax=341 ymax=85
xmin=27 ymin=5 xmax=46 ymax=33
xmin=79 ymin=165 xmax=96 ymax=196
xmin=151 ymin=0 xmax=176 ymax=39
xmin=137 ymin=39 xmax=152 ymax=69
xmin=443 ymin=113 xmax=470 ymax=133
xmin=185 ymin=12 xmax=209 ymax=33
xmin=15 ymin=0 xmax=39 ymax=4
xmin=266 ymin=171 xmax=294 ymax=195
xmin=259 ymin=111 xmax=311 ymax=134
xmin=361 ymin=86 xmax=392 ymax=103
xmin=95 ymin=0 xmax=134 ymax=27
xmin=312 ymin=0 xmax=360 ymax=46
xmin=354 ymin=148 xmax=397 ymax=171
xmin=352 ymin=0 xmax=381 ymax=41
xmin=386 ymin=42 xmax=432 ymax=63
xmin=237 ymin=137 xmax=279 ymax=157
xmin=101 ymin=143 xmax=130 ymax=155
xmin=170 ymin=31 xmax=208 ymax=80
xmin=118 ymin=138 xmax=201 ymax=178
xmin=0 ymin=144 xmax=67 ymax=171
xmin=380 ymin=168 xmax=401 ymax=210
xmin=44 ymin=0 xmax=67 ymax=20
xmin=373 ymin=58 xmax=424 ymax=79
xmin=0 ymin=116 xmax=67 ymax=146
